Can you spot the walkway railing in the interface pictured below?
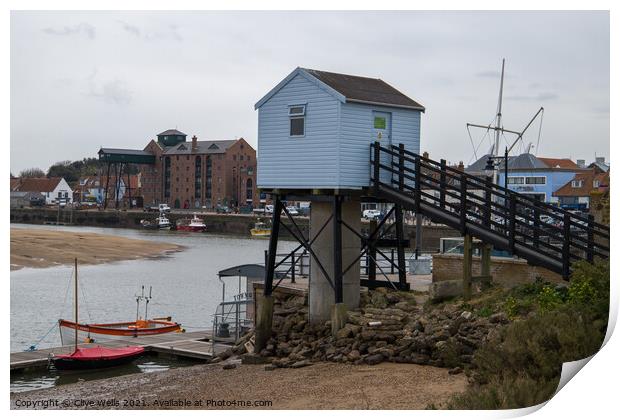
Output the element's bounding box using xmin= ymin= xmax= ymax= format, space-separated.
xmin=370 ymin=142 xmax=610 ymax=279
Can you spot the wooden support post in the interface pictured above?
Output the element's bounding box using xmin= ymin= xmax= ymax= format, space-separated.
xmin=395 ymin=204 xmax=407 ymax=288
xmin=398 ymin=143 xmax=405 ymax=191
xmin=509 ymin=193 xmax=516 ymax=254
xmin=480 ymin=244 xmax=492 ymax=289
xmin=460 ymin=175 xmax=467 ymax=235
xmin=463 ymin=234 xmax=473 ymax=300
xmin=290 ymin=250 xmax=296 ymax=283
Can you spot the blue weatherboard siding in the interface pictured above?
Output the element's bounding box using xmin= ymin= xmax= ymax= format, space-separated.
xmin=256 ymin=68 xmax=421 ymax=190
xmin=340 ymin=102 xmax=420 ymax=188
xmin=498 ymin=170 xmax=577 ymax=203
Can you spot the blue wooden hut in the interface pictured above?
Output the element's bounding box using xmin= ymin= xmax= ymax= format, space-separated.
xmin=255 ymin=68 xmax=425 ymax=190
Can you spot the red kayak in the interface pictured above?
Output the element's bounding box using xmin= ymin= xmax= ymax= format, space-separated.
xmin=52 ymin=346 xmax=145 ymax=370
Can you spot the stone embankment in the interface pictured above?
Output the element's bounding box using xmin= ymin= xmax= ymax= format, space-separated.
xmin=217 ymin=288 xmax=510 ymax=373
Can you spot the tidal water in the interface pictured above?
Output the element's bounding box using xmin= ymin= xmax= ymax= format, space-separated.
xmin=10 ymin=223 xmax=295 ymax=353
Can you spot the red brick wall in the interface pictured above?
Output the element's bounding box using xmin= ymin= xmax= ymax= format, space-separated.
xmin=139 ymin=138 xmax=258 ymax=209
xmin=432 ymin=253 xmax=564 ymax=288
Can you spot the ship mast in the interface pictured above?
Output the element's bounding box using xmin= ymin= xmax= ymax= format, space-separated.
xmin=74 ymin=258 xmax=78 ymax=352
xmin=493 ymin=59 xmax=505 ymax=184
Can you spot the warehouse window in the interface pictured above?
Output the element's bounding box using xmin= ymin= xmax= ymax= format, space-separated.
xmin=289 ymin=105 xmax=305 ymax=137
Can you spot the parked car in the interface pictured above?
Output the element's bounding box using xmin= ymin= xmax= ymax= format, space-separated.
xmin=284 ymin=206 xmax=299 ymax=216
xmin=363 ymin=209 xmax=381 ymax=220
xmin=147 ymin=203 xmax=171 ymax=213
xmin=216 ymin=205 xmax=232 ymax=214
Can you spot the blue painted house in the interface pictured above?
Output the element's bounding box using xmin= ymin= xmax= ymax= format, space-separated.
xmin=467 ymin=154 xmax=582 ymax=204
xmin=255 ymin=68 xmax=425 ymax=190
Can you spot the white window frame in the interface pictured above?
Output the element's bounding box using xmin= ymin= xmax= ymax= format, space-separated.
xmin=572 ymin=179 xmax=583 ymax=188
xmin=289 ymin=105 xmax=306 ymax=137
xmin=593 ymin=180 xmax=600 ymax=188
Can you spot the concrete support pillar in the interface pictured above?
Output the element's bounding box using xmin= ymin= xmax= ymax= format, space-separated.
xmin=254 ymin=295 xmax=274 ymax=352
xmin=462 ymin=234 xmax=472 ymax=300
xmin=309 ymin=198 xmax=361 ymax=323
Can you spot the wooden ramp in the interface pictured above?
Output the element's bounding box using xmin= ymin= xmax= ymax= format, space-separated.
xmin=10 ymin=330 xmax=234 ymax=372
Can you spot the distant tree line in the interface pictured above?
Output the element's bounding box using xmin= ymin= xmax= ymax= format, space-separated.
xmin=17 ymin=157 xmax=139 ymax=183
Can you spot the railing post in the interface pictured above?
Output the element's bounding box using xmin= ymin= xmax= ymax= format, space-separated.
xmin=291 ymin=250 xmax=296 ymax=283
xmin=562 ymin=213 xmax=571 ymax=279
xmin=440 ymin=159 xmax=446 ymax=210
xmin=484 ymin=177 xmax=492 ymax=228
xmin=459 ymin=174 xmax=467 ymax=234
xmin=533 ymin=207 xmax=540 ymax=246
xmin=373 ymin=142 xmax=381 ymax=193
xmin=414 ymin=155 xmax=421 ymax=213
xmin=509 ymin=193 xmax=516 ymax=254
xmin=398 ymin=143 xmax=405 ymax=190
xmin=391 ymin=248 xmax=395 ymax=274
xmin=587 ymin=214 xmax=594 ymax=263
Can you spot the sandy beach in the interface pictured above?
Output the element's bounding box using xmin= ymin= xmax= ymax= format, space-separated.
xmin=10 ymin=361 xmax=467 ymax=410
xmin=10 ymin=228 xmax=183 ymax=271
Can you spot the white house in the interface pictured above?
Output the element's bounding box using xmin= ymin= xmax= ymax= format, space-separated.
xmin=12 ymin=177 xmax=73 ymax=205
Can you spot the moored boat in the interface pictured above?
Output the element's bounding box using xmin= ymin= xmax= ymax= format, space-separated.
xmin=51 ymin=346 xmax=145 ymax=370
xmin=52 ymin=259 xmax=148 ymax=371
xmin=58 ymin=318 xmax=183 ymax=345
xmin=176 ymin=213 xmax=207 ymax=232
xmin=140 ymin=213 xmax=172 ymax=230
xmin=250 ymin=221 xmax=271 ymax=237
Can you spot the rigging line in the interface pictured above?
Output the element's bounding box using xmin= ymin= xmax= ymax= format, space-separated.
xmin=78 ymin=275 xmax=94 ymax=322
xmin=58 ymin=265 xmax=73 ymax=320
xmin=467 ymin=125 xmax=478 ymax=162
xmin=536 ymin=108 xmax=545 ymax=155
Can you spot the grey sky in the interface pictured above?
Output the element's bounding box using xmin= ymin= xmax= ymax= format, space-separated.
xmin=10 ymin=11 xmax=609 ymax=174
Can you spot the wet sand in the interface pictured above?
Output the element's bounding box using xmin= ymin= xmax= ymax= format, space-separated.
xmin=10 ymin=361 xmax=467 ymax=410
xmin=10 ymin=228 xmax=183 ymax=271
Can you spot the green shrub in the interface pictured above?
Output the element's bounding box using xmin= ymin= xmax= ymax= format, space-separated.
xmin=445 ymin=260 xmax=609 ymax=410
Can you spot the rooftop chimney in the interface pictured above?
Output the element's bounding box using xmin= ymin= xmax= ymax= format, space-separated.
xmin=576 ymin=159 xmax=586 ymax=168
xmin=422 ymin=151 xmax=429 ymax=159
xmin=457 ymin=161 xmax=464 ymax=172
xmin=595 ymin=156 xmax=605 ymax=164
xmin=192 ymin=135 xmax=198 ymax=152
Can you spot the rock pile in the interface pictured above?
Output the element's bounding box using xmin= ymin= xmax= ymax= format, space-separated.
xmin=221 ymin=288 xmax=510 ymax=370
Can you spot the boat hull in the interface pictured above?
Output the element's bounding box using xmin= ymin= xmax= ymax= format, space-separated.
xmin=176 ymin=225 xmax=206 ymax=232
xmin=250 ymin=228 xmax=271 ymax=237
xmin=52 ymin=346 xmax=145 ymax=370
xmin=59 ymin=319 xmax=183 ymax=345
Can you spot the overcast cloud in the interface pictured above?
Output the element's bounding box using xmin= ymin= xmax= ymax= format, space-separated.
xmin=10 ymin=11 xmax=609 ymax=174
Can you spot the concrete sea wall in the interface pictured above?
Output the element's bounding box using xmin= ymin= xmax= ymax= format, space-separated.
xmin=10 ymin=207 xmax=459 ymax=250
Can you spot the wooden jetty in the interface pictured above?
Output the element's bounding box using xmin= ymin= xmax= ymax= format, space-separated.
xmin=10 ymin=330 xmax=233 ymax=372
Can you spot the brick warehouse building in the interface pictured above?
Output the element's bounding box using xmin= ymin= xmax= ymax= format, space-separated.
xmin=101 ymin=129 xmax=258 ymax=209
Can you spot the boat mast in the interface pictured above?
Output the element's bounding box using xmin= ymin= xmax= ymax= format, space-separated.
xmin=493 ymin=59 xmax=506 ymax=185
xmin=74 ymin=258 xmax=78 ymax=352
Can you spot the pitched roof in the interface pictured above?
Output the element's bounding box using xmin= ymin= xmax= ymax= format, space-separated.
xmin=302 ymin=68 xmax=425 ymax=111
xmin=163 ymin=140 xmax=237 ymax=155
xmin=10 ymin=178 xmax=21 ymax=191
xmin=538 ymin=157 xmax=579 ymax=169
xmin=98 ymin=148 xmax=154 ymax=156
xmin=14 ymin=177 xmax=64 ymax=193
xmin=255 ymin=67 xmax=425 ymax=111
xmin=553 ymin=170 xmax=610 ymax=197
xmin=468 ymin=153 xmax=581 ymax=173
xmin=77 ymin=175 xmax=141 ymax=190
xmin=158 ymin=129 xmax=186 ymax=137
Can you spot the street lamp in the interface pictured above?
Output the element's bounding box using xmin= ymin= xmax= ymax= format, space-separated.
xmin=484 ymin=156 xmax=495 ymax=180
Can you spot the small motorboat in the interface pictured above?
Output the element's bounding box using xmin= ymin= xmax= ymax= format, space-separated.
xmin=176 ymin=213 xmax=207 ymax=232
xmin=140 ymin=213 xmax=172 ymax=230
xmin=51 ymin=346 xmax=145 ymax=370
xmin=250 ymin=221 xmax=271 ymax=237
